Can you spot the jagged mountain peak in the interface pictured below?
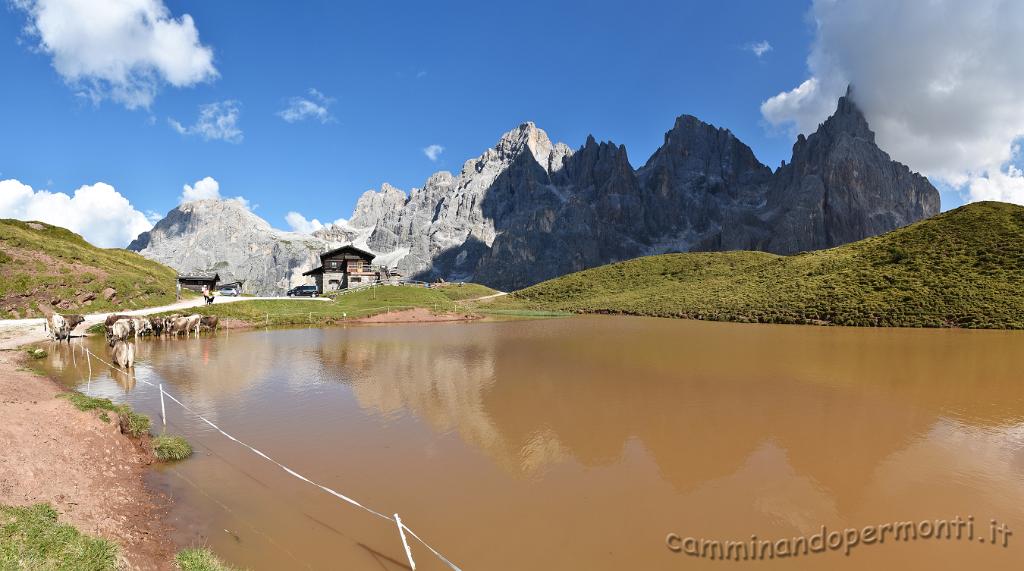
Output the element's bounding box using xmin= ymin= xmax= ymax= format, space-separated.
xmin=133 ymin=91 xmax=939 ymax=293
xmin=477 ymin=122 xmax=573 ymax=174
xmin=804 ymin=85 xmax=875 ymax=144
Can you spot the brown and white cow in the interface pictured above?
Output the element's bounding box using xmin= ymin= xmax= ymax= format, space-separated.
xmin=108 ymin=320 xmax=133 ymax=346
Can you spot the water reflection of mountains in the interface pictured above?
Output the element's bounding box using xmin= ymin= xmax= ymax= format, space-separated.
xmin=44 ymin=319 xmax=1024 ymax=518
xmin=312 ymin=318 xmax=1024 ymax=498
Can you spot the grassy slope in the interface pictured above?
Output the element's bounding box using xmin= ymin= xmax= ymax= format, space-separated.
xmin=0 ymin=503 xmax=118 ymax=570
xmin=0 ymin=219 xmax=178 ymax=318
xmin=174 ymin=283 xmax=498 ymax=326
xmin=499 ymin=202 xmax=1024 ymax=329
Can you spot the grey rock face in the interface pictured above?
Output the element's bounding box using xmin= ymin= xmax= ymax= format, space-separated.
xmin=131 ymin=92 xmax=940 ymax=293
xmin=128 ymin=199 xmax=342 ymax=295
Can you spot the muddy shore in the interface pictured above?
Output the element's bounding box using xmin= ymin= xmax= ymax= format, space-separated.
xmin=0 ymin=347 xmax=175 ymax=570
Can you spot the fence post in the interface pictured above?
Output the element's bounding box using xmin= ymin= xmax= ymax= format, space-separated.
xmin=394 ymin=514 xmax=416 ymax=570
xmin=160 ymin=383 xmax=167 ymax=426
xmin=265 ymin=313 xmax=269 ymax=327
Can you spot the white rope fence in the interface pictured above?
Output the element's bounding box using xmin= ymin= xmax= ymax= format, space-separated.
xmin=79 ymin=345 xmax=461 ymax=571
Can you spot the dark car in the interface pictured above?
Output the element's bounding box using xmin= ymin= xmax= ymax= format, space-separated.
xmin=287 ymin=285 xmax=319 ymax=297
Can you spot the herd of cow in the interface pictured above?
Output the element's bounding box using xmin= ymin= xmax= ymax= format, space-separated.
xmin=43 ymin=312 xmax=219 ymax=370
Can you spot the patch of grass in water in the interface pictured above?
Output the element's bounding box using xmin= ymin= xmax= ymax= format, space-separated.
xmin=0 ymin=503 xmax=118 ymax=570
xmin=25 ymin=347 xmax=47 ymax=359
xmin=153 ymin=435 xmax=192 ymax=462
xmin=175 ymin=547 xmax=241 ymax=571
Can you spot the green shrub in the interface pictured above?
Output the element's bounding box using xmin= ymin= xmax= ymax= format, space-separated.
xmin=26 ymin=347 xmax=47 ymax=359
xmin=153 ymin=435 xmax=193 ymax=461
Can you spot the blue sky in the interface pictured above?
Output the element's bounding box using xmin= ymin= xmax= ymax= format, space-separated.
xmin=3 ymin=0 xmax=1023 ymax=247
xmin=1 ymin=1 xmax=816 ymax=233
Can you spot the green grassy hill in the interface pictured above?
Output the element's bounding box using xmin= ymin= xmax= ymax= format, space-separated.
xmin=0 ymin=220 xmax=179 ymax=318
xmin=498 ymin=201 xmax=1024 ymax=329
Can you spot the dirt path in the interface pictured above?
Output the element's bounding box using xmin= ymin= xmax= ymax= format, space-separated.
xmin=0 ymin=349 xmax=174 ymax=570
xmin=353 ymin=307 xmax=481 ymax=324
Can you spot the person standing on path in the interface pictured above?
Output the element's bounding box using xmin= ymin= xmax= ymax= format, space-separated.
xmin=176 ymin=280 xmax=182 ymax=301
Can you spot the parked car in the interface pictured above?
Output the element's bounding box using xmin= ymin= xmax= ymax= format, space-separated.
xmin=287 ymin=285 xmax=319 ymax=297
xmin=217 ymin=286 xmax=240 ymax=296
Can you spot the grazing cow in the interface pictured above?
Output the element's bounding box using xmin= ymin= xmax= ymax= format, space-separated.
xmin=199 ymin=315 xmax=219 ymax=333
xmin=104 ymin=314 xmax=130 ymax=327
xmin=167 ymin=316 xmax=191 ymax=337
xmin=111 ymin=340 xmax=135 ymax=369
xmin=184 ymin=314 xmax=202 ymax=338
xmin=104 ymin=315 xmax=133 ymax=343
xmin=65 ymin=314 xmax=85 ymax=332
xmin=108 ymin=320 xmax=133 ymax=346
xmin=45 ymin=313 xmax=70 ymax=342
xmin=130 ymin=317 xmax=152 ymax=339
xmin=148 ymin=317 xmax=164 ymax=337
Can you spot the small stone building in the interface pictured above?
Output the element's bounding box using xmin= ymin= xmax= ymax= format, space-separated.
xmin=177 ymin=272 xmax=220 ymax=292
xmin=302 ymin=245 xmax=378 ymax=292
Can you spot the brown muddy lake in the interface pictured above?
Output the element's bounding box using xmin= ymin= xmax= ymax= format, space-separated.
xmin=38 ymin=316 xmax=1024 ymax=570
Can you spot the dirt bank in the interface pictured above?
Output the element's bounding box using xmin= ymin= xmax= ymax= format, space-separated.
xmin=353 ymin=307 xmax=481 ymax=324
xmin=0 ymin=348 xmax=174 ymax=570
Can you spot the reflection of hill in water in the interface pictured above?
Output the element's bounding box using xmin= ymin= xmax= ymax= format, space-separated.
xmin=316 ymin=325 xmax=521 ymax=469
xmin=142 ymin=334 xmax=280 ymax=404
xmin=320 ymin=318 xmax=1024 ymax=503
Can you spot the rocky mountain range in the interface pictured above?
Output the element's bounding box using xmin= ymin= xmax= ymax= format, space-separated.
xmin=130 ymin=89 xmax=940 ymax=294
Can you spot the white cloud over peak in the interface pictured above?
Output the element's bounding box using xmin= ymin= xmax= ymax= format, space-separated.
xmin=760 ymin=0 xmax=1024 ymax=204
xmin=423 ymin=144 xmax=444 ymax=161
xmin=180 ymin=176 xmax=220 ymax=202
xmin=277 ymin=89 xmax=335 ymax=124
xmin=178 ymin=176 xmax=249 ymax=207
xmin=284 ymin=212 xmax=324 ymax=234
xmin=169 ymin=100 xmax=243 ymax=143
xmin=747 ymin=40 xmax=772 ymax=58
xmin=0 ymin=178 xmax=152 ymax=247
xmin=14 ymin=0 xmax=217 ymax=109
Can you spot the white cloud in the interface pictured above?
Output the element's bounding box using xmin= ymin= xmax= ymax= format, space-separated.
xmin=760 ymin=0 xmax=1024 ymax=204
xmin=14 ymin=0 xmax=217 ymax=109
xmin=969 ymin=164 xmax=1024 ymax=205
xmin=415 ymin=70 xmax=427 ymax=79
xmin=0 ymin=178 xmax=152 ymax=247
xmin=747 ymin=40 xmax=772 ymax=58
xmin=423 ymin=144 xmax=444 ymax=161
xmin=177 ymin=176 xmax=249 ymax=207
xmin=284 ymin=212 xmax=324 ymax=234
xmin=277 ymin=88 xmax=335 ymax=124
xmin=180 ymin=176 xmax=220 ymax=202
xmin=169 ymin=100 xmax=243 ymax=143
